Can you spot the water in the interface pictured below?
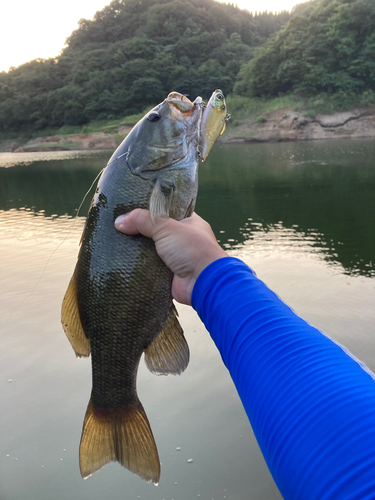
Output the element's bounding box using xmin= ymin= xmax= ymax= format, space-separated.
xmin=0 ymin=140 xmax=374 ymax=500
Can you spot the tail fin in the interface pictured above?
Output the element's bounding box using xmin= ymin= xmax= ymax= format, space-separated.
xmin=79 ymin=398 xmax=160 ymax=483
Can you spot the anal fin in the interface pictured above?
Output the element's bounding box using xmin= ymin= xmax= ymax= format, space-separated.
xmin=80 ymin=398 xmax=160 ymax=483
xmin=144 ymin=304 xmax=189 ymax=375
xmin=61 ymin=270 xmax=90 ymax=358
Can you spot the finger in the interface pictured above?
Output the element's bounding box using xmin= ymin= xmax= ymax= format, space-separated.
xmin=115 ymin=209 xmax=169 ymax=238
xmin=180 ymin=212 xmax=199 ymax=224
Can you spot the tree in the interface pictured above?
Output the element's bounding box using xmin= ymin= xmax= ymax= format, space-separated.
xmin=0 ymin=0 xmax=291 ymax=133
xmin=234 ymin=0 xmax=375 ymax=98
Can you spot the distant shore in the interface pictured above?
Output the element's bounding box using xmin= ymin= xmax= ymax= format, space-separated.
xmin=1 ymin=107 xmax=375 ymax=153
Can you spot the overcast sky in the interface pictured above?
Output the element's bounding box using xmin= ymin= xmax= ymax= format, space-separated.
xmin=0 ymin=0 xmax=303 ymax=72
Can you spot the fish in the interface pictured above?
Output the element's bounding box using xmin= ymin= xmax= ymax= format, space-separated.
xmin=61 ymin=92 xmax=203 ymax=484
xmin=199 ymin=89 xmax=230 ymax=162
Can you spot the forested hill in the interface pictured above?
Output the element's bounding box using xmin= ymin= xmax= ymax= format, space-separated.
xmin=235 ymin=0 xmax=375 ymax=103
xmin=0 ymin=0 xmax=291 ymax=133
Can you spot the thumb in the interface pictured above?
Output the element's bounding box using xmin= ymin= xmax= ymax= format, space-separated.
xmin=115 ymin=209 xmax=168 ymax=238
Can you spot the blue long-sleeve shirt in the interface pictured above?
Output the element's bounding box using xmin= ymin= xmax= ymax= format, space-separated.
xmin=191 ymin=257 xmax=375 ymax=500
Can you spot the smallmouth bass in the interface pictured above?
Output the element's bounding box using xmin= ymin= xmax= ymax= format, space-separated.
xmin=200 ymin=89 xmax=230 ymax=162
xmin=61 ymin=92 xmax=203 ymax=483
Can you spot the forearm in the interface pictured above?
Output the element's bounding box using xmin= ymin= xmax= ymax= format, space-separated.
xmin=192 ymin=257 xmax=375 ymax=500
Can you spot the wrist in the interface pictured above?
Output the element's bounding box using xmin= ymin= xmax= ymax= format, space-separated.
xmin=193 ymin=246 xmax=228 ymax=281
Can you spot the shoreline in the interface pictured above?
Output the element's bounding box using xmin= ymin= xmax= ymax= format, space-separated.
xmin=1 ymin=107 xmax=375 ymax=153
xmin=218 ymin=106 xmax=375 ymax=144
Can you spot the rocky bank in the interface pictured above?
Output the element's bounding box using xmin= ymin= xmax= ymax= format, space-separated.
xmin=1 ymin=108 xmax=375 ymax=153
xmin=220 ymin=106 xmax=375 ymax=144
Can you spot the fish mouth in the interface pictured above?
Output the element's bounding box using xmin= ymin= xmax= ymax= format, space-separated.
xmin=167 ymin=92 xmax=203 ymax=121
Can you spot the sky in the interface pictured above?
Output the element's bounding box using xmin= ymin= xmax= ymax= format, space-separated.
xmin=0 ymin=0 xmax=303 ymax=73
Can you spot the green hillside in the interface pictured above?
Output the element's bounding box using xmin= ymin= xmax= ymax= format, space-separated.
xmin=2 ymin=0 xmax=373 ymax=136
xmin=0 ymin=0 xmax=290 ymax=133
xmin=235 ymin=0 xmax=375 ymax=109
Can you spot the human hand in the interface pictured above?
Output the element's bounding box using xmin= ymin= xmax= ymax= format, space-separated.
xmin=115 ymin=210 xmax=228 ymax=305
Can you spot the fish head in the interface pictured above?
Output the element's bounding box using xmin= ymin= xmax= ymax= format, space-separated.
xmin=208 ymin=89 xmax=227 ymax=113
xmin=118 ymin=92 xmax=203 ymax=180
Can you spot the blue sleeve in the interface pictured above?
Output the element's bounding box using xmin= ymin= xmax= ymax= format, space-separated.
xmin=191 ymin=257 xmax=375 ymax=500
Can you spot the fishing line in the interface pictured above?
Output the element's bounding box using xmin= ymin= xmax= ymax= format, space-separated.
xmin=5 ymin=167 xmax=104 ymax=325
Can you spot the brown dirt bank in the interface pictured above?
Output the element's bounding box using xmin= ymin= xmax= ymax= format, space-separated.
xmin=1 ymin=108 xmax=375 ymax=153
xmin=5 ymin=132 xmax=124 ymax=153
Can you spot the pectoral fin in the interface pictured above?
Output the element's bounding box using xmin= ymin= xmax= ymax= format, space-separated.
xmin=149 ymin=178 xmax=174 ymax=225
xmin=144 ymin=304 xmax=189 ymax=375
xmin=61 ymin=270 xmax=90 ymax=358
xmin=184 ymin=197 xmax=196 ymax=218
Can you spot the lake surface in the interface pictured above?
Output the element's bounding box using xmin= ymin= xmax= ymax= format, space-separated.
xmin=1 ymin=140 xmax=374 ymax=500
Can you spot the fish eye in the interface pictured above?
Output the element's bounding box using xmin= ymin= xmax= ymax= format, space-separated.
xmin=147 ymin=112 xmax=161 ymax=122
xmin=217 ymin=93 xmax=224 ymax=101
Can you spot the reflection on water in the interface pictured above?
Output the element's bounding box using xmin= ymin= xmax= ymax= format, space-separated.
xmin=0 ymin=142 xmax=374 ymax=500
xmin=197 ymin=140 xmax=375 ymax=277
xmin=0 ymin=150 xmax=110 ymax=217
xmin=223 ymin=221 xmax=373 ymax=277
xmin=1 ymin=141 xmax=374 ymax=277
xmin=0 ymin=208 xmax=84 ymax=243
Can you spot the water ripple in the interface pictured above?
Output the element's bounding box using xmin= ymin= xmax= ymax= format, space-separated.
xmin=0 ymin=208 xmax=85 ymax=244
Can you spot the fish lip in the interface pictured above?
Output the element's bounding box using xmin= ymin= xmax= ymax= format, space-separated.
xmin=166 ymin=92 xmax=203 ymax=120
xmin=167 ymin=91 xmax=192 ymax=105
